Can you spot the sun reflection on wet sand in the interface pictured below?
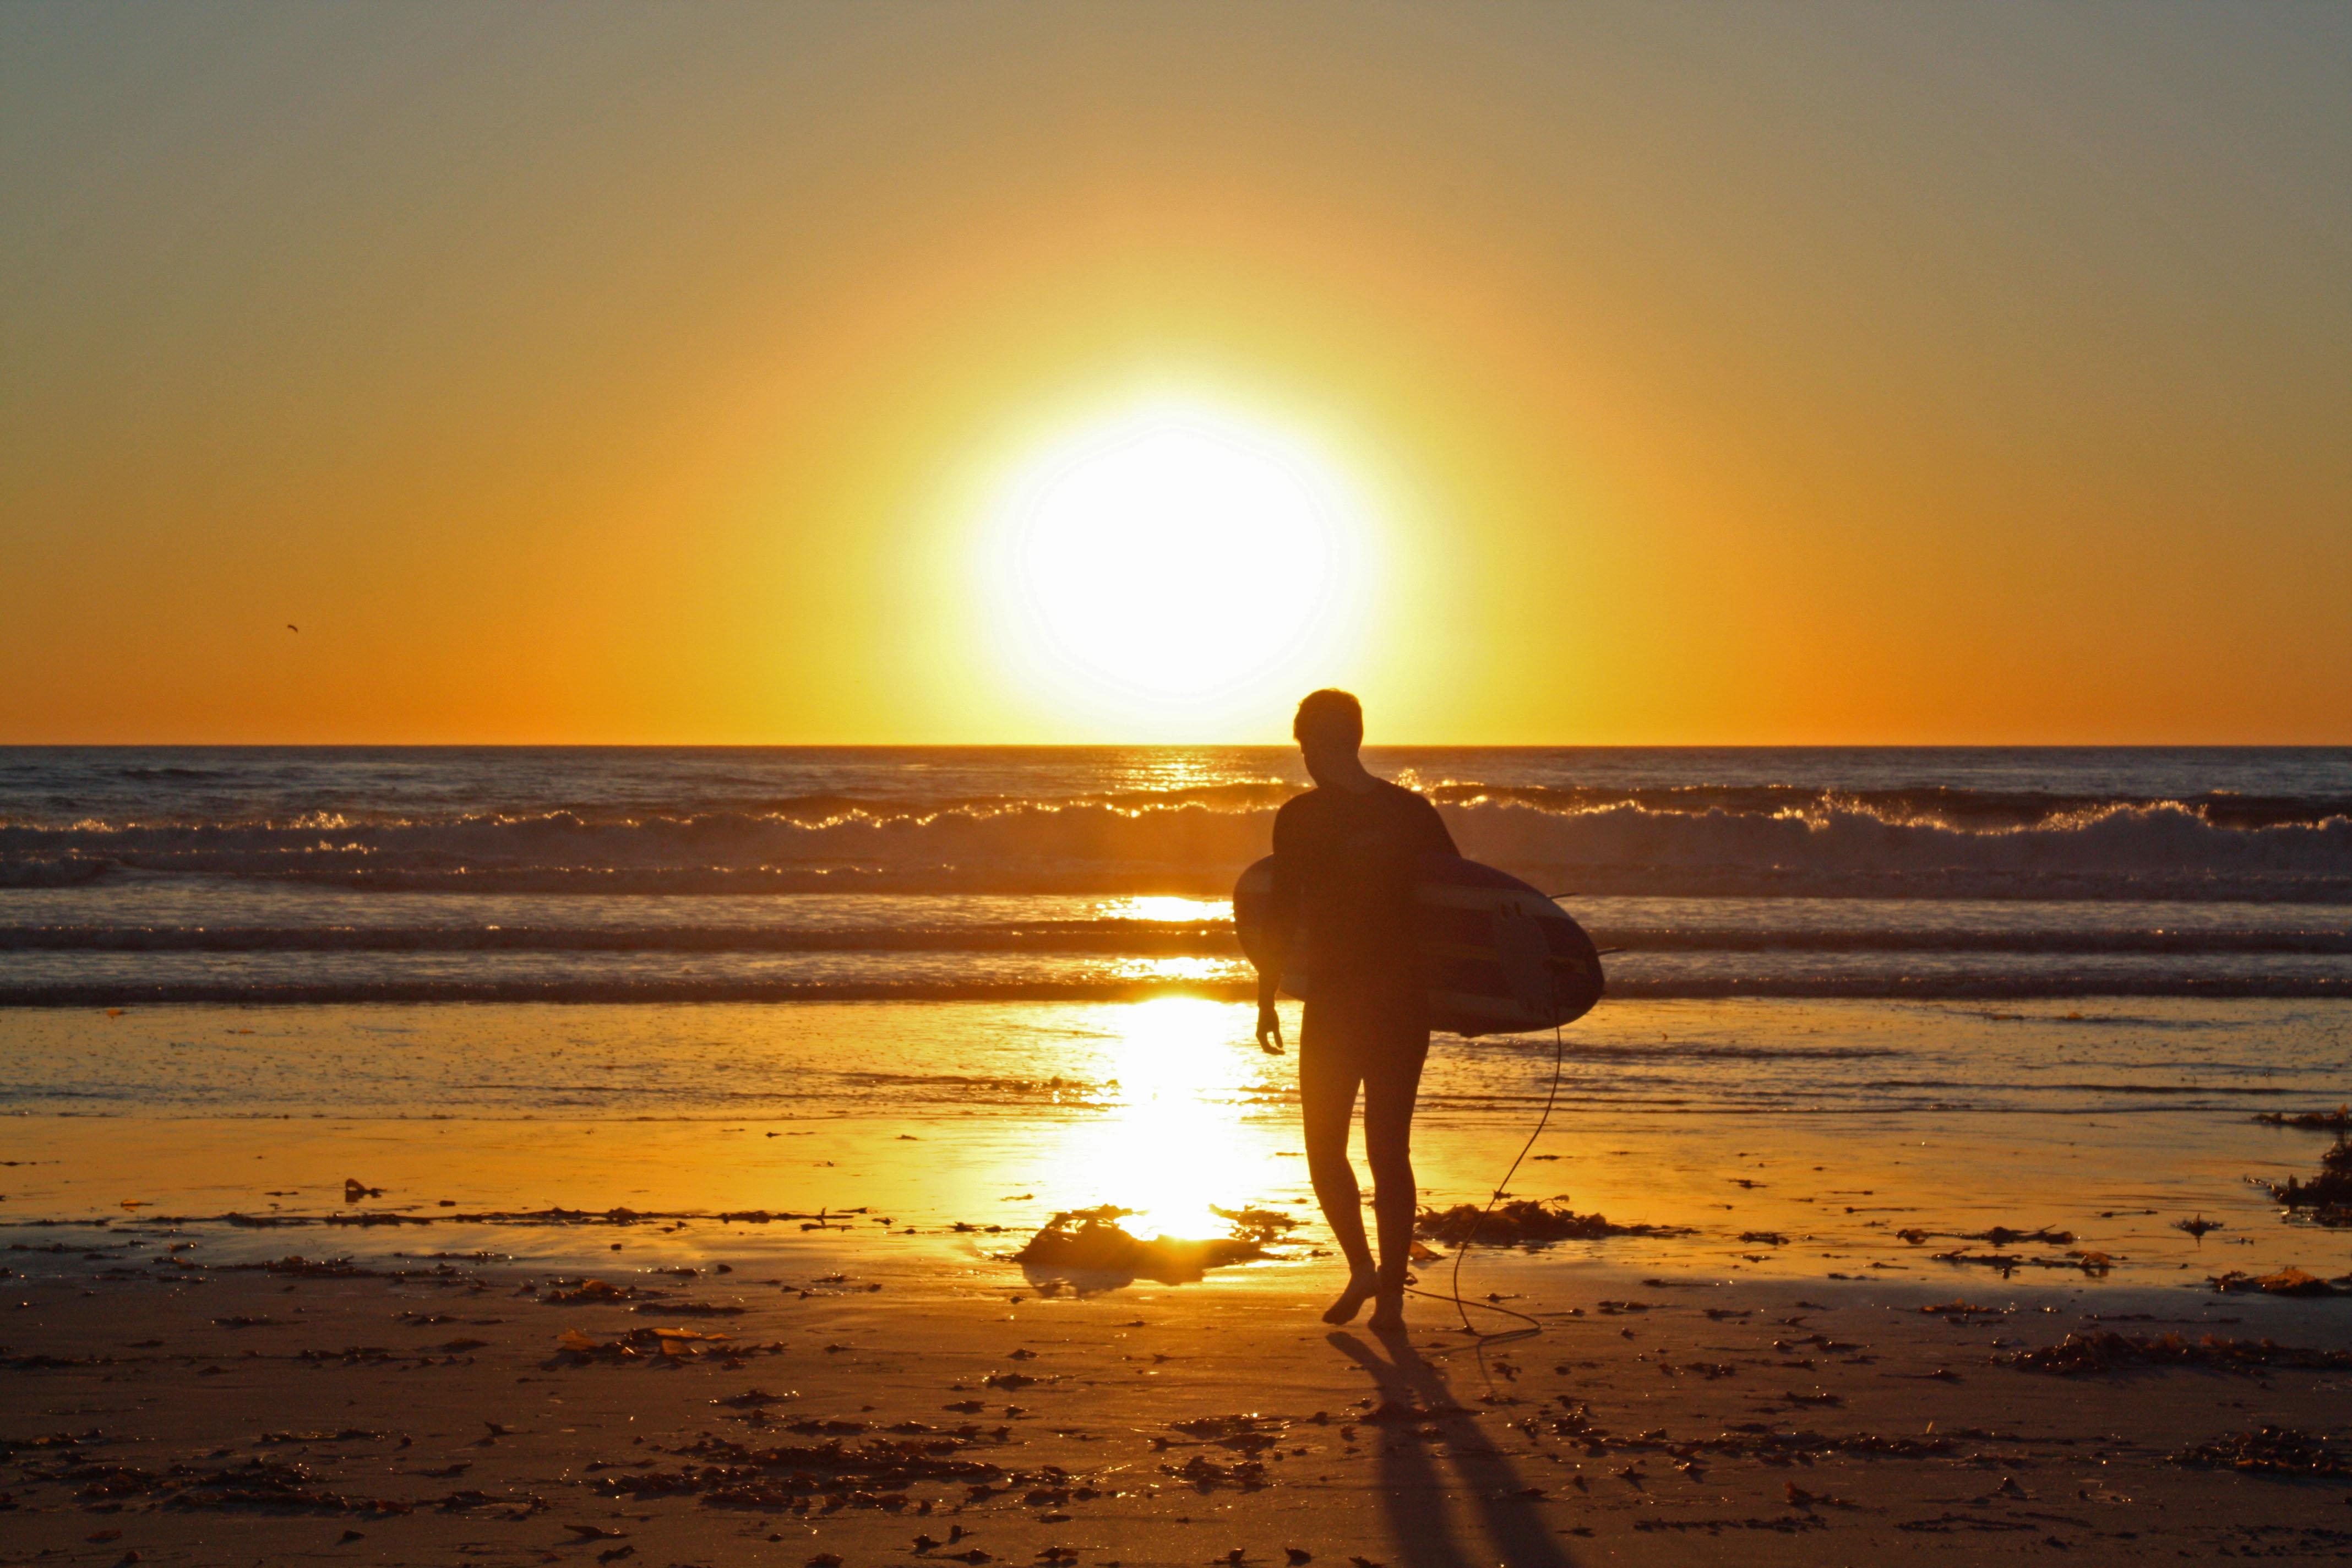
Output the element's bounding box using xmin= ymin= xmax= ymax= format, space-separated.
xmin=3 ymin=1000 xmax=2338 ymax=1293
xmin=1035 ymin=997 xmax=1294 ymax=1241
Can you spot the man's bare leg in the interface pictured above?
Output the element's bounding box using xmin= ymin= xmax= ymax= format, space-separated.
xmin=1362 ymin=1042 xmax=1428 ymax=1332
xmin=1299 ymin=1032 xmax=1377 ymax=1324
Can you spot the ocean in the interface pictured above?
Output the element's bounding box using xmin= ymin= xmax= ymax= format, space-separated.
xmin=2 ymin=747 xmax=2348 ymax=1283
xmin=3 ymin=745 xmax=2350 ymax=1007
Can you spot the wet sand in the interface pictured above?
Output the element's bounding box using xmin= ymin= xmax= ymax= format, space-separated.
xmin=6 ymin=1242 xmax=2352 ymax=1566
xmin=6 ymin=996 xmax=2352 ymax=1561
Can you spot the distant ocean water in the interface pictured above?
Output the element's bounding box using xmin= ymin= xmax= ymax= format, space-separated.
xmin=2 ymin=746 xmax=2350 ymax=1005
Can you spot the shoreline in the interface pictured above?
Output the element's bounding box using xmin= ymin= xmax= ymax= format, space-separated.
xmin=5 ymin=989 xmax=2349 ymax=1559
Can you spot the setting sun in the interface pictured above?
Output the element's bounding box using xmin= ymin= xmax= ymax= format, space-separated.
xmin=980 ymin=404 xmax=1375 ymax=736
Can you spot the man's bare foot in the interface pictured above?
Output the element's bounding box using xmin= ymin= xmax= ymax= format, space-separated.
xmin=1321 ymin=1271 xmax=1378 ymax=1325
xmin=1366 ymin=1287 xmax=1406 ymax=1332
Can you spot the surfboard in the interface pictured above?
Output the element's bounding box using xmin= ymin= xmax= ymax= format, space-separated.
xmin=1231 ymin=853 xmax=1604 ymax=1037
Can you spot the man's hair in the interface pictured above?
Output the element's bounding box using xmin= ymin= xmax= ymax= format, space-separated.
xmin=1293 ymin=688 xmax=1364 ymax=748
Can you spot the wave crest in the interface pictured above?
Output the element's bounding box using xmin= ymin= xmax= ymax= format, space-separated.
xmin=5 ymin=791 xmax=2352 ymax=900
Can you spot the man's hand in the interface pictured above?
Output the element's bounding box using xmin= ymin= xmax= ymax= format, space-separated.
xmin=1255 ymin=999 xmax=1285 ymax=1055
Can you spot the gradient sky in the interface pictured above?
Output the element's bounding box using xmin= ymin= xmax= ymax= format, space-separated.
xmin=5 ymin=2 xmax=2347 ymax=744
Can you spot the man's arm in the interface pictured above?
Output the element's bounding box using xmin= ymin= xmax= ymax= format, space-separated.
xmin=1256 ymin=802 xmax=1302 ymax=1053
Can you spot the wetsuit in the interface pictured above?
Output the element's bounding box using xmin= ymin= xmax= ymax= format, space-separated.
xmin=1268 ymin=780 xmax=1459 ymax=1092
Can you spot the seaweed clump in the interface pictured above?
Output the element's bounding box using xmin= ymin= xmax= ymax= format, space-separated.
xmin=12 ymin=1452 xmax=418 ymax=1515
xmin=2002 ymin=1331 xmax=2352 ymax=1376
xmin=2265 ymin=1137 xmax=2352 ymax=1226
xmin=2207 ymin=1267 xmax=2352 ymax=1297
xmin=1415 ymin=1201 xmax=1692 ymax=1247
xmin=2252 ymin=1105 xmax=2352 ymax=1132
xmin=2172 ymin=1426 xmax=2352 ymax=1478
xmin=1011 ymin=1206 xmax=1285 ymax=1285
xmin=598 ymin=1431 xmax=1006 ymax=1509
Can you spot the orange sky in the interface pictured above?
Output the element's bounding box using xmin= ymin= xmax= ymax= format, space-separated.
xmin=4 ymin=3 xmax=2347 ymax=744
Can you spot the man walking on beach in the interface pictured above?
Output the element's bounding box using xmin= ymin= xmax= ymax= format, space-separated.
xmin=1256 ymin=689 xmax=1457 ymax=1329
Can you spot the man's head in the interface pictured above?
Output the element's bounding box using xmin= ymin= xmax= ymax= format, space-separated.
xmin=1293 ymin=688 xmax=1364 ymax=783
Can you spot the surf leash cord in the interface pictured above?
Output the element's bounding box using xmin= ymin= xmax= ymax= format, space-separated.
xmin=1404 ymin=988 xmax=1570 ymax=1341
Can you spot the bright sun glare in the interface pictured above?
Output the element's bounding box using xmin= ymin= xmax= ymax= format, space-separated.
xmin=984 ymin=404 xmax=1372 ymax=733
xmin=1051 ymin=997 xmax=1286 ymax=1240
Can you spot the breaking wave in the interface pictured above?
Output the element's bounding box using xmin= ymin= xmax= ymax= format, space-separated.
xmin=6 ymin=922 xmax=2349 ymax=955
xmin=6 ymin=973 xmax=2348 ymax=1008
xmin=7 ymin=790 xmax=2352 ymax=900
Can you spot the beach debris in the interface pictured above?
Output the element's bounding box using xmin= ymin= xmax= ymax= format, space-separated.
xmin=2172 ymin=1425 xmax=2352 ymax=1478
xmin=1511 ymin=1402 xmax=1961 ymax=1464
xmin=2263 ymin=1136 xmax=2352 ymax=1224
xmin=554 ymin=1325 xmax=763 ymax=1363
xmin=1285 ymin=1551 xmax=1312 ymax=1565
xmin=1659 ymin=1360 xmax=1738 ymax=1380
xmin=341 ymin=1180 xmax=383 ymax=1204
xmin=597 ymin=1430 xmax=1005 ymax=1507
xmin=1928 ymin=1246 xmax=2110 ymax=1277
xmin=714 ymin=1389 xmax=796 ymax=1409
xmin=33 ymin=1455 xmax=416 ymax=1515
xmin=2173 ymin=1215 xmax=2223 ymax=1240
xmin=1414 ymin=1201 xmax=1692 ymax=1246
xmin=1011 ymin=1206 xmax=1282 ymax=1286
xmin=2207 ymin=1267 xmax=2351 ymax=1297
xmin=1784 ymin=1482 xmax=1854 ymax=1509
xmin=2003 ymin=1330 xmax=2352 ymax=1375
xmin=1162 ymin=1452 xmax=1266 ymax=1491
xmin=544 ymin=1279 xmax=650 ymax=1305
xmin=2253 ymin=1106 xmax=2352 ymax=1131
xmin=1167 ymin=1414 xmax=1287 ymax=1454
xmin=563 ymin=1524 xmax=628 ymax=1539
xmin=1897 ymin=1226 xmax=2073 ymax=1247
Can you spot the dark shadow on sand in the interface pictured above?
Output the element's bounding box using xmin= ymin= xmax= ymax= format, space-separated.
xmin=1328 ymin=1329 xmax=1580 ymax=1568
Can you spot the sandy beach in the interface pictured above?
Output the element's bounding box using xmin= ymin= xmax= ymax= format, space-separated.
xmin=7 ymin=1229 xmax=2352 ymax=1566
xmin=7 ymin=994 xmax=2352 ymax=1565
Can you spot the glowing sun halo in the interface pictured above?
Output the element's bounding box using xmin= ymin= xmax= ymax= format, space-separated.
xmin=984 ymin=405 xmax=1371 ymax=731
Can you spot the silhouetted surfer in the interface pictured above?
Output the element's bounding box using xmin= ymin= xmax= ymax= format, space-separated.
xmin=1255 ymin=689 xmax=1457 ymax=1329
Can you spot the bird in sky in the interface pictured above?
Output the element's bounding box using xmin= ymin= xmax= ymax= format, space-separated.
xmin=286 ymin=624 xmax=299 ymax=633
